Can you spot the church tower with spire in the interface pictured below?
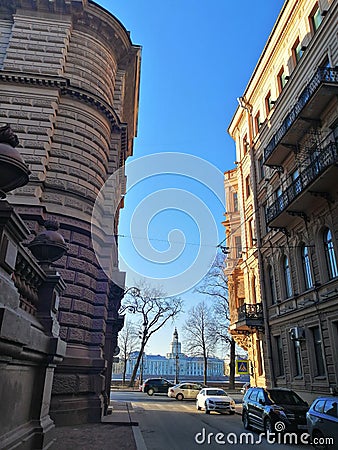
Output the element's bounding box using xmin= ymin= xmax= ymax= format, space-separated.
xmin=167 ymin=328 xmax=183 ymax=358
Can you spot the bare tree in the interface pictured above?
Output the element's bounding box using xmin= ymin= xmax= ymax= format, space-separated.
xmin=183 ymin=301 xmax=217 ymax=385
xmin=194 ymin=252 xmax=236 ymax=389
xmin=118 ymin=320 xmax=139 ymax=384
xmin=121 ymin=281 xmax=182 ymax=387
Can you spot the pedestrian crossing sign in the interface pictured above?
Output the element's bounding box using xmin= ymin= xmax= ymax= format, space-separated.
xmin=236 ymin=360 xmax=249 ymax=374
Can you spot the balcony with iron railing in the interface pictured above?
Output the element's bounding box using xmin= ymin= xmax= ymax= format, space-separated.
xmin=229 ymin=302 xmax=264 ymax=333
xmin=266 ymin=139 xmax=338 ymax=227
xmin=263 ymin=67 xmax=338 ymax=167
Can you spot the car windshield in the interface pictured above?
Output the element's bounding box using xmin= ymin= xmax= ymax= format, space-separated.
xmin=206 ymin=389 xmax=226 ymax=396
xmin=267 ymin=390 xmax=306 ymax=405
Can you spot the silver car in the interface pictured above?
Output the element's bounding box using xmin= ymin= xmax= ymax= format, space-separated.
xmin=306 ymin=396 xmax=338 ymax=449
xmin=168 ymin=382 xmax=205 ymax=400
xmin=196 ymin=388 xmax=236 ymax=414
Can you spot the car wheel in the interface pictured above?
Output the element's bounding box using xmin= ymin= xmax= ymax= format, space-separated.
xmin=229 ymin=410 xmax=235 ymax=415
xmin=264 ymin=418 xmax=273 ymax=433
xmin=147 ymin=388 xmax=154 ymax=396
xmin=312 ymin=430 xmax=328 ymax=450
xmin=242 ymin=411 xmax=251 ymax=430
xmin=205 ymin=403 xmax=210 ymax=414
xmin=176 ymin=393 xmax=184 ymax=401
xmin=196 ymin=401 xmax=201 ymax=411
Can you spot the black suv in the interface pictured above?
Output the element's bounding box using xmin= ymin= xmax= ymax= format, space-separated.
xmin=142 ymin=378 xmax=174 ymax=396
xmin=242 ymin=387 xmax=309 ymax=433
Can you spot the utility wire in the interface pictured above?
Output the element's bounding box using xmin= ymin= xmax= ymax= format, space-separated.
xmin=116 ymin=232 xmax=315 ymax=251
xmin=117 ymin=233 xmax=216 ymax=248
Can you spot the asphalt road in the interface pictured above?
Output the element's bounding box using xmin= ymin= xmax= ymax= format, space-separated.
xmin=110 ymin=391 xmax=310 ymax=450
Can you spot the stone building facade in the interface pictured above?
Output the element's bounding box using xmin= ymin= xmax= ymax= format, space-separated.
xmin=226 ymin=0 xmax=338 ymax=402
xmin=0 ymin=0 xmax=141 ymax=424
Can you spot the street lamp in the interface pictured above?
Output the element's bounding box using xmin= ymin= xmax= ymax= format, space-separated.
xmin=138 ymin=319 xmax=148 ymax=386
xmin=175 ymin=353 xmax=179 ymax=384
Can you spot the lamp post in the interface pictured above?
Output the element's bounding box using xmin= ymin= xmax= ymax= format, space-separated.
xmin=138 ymin=319 xmax=147 ymax=387
xmin=175 ymin=353 xmax=179 ymax=384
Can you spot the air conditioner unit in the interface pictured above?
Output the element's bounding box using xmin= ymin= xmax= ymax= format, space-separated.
xmin=289 ymin=327 xmax=305 ymax=341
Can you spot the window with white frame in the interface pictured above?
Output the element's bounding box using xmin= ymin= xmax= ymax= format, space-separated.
xmin=283 ymin=255 xmax=293 ymax=298
xmin=301 ymin=244 xmax=314 ymax=290
xmin=324 ymin=228 xmax=338 ymax=280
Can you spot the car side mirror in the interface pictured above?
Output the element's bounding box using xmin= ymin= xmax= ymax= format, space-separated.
xmin=259 ymin=399 xmax=265 ymax=405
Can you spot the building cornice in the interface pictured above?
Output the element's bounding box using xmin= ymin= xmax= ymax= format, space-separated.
xmin=0 ymin=70 xmax=128 ymax=141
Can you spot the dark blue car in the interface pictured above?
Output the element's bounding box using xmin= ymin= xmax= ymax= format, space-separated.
xmin=306 ymin=397 xmax=338 ymax=449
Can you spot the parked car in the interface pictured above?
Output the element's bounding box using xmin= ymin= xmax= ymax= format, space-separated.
xmin=196 ymin=388 xmax=236 ymax=414
xmin=241 ymin=382 xmax=250 ymax=394
xmin=168 ymin=382 xmax=205 ymax=400
xmin=242 ymin=387 xmax=308 ymax=432
xmin=306 ymin=396 xmax=338 ymax=449
xmin=141 ymin=378 xmax=174 ymax=396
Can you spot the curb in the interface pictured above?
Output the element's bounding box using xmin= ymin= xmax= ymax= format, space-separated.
xmin=104 ymin=401 xmax=138 ymax=426
xmin=132 ymin=425 xmax=147 ymax=450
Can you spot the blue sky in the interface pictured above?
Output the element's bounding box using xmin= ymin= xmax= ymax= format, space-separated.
xmin=95 ymin=0 xmax=285 ymax=356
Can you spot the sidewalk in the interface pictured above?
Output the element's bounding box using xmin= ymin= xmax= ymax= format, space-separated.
xmin=52 ymin=401 xmax=146 ymax=450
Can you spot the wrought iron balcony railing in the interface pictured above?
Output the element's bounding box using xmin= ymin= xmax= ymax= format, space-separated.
xmin=264 ymin=67 xmax=338 ymax=164
xmin=266 ymin=140 xmax=338 ymax=224
xmin=238 ymin=303 xmax=263 ymax=321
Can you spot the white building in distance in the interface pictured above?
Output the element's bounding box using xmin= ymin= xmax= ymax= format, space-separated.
xmin=117 ymin=329 xmax=225 ymax=381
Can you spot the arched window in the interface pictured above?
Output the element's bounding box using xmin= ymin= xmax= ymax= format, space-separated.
xmin=268 ymin=265 xmax=277 ymax=304
xmin=301 ymin=245 xmax=313 ymax=289
xmin=324 ymin=228 xmax=338 ymax=279
xmin=283 ymin=255 xmax=293 ymax=298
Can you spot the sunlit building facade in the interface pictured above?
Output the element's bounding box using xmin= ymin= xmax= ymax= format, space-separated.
xmin=224 ymin=165 xmax=265 ymax=387
xmin=226 ymin=0 xmax=338 ymax=402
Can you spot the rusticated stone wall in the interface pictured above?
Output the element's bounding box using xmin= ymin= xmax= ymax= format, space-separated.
xmin=0 ymin=0 xmax=141 ymax=425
